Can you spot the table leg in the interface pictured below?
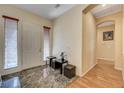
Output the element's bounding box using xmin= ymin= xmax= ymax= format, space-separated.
xmin=60 ymin=64 xmax=63 ymax=74
xmin=49 ymin=59 xmax=52 ymax=67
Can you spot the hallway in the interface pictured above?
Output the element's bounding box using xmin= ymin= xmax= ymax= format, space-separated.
xmin=67 ymin=59 xmax=124 ymax=88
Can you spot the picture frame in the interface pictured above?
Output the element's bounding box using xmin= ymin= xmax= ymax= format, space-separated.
xmin=103 ymin=31 xmax=114 ymax=41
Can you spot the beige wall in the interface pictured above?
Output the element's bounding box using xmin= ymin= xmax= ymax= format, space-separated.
xmin=97 ymin=25 xmax=115 ymax=61
xmin=122 ymin=5 xmax=124 ymax=80
xmin=52 ymin=5 xmax=88 ymax=76
xmin=82 ymin=12 xmax=97 ymax=75
xmin=0 ymin=5 xmax=52 ymax=75
xmin=96 ymin=12 xmax=122 ymax=70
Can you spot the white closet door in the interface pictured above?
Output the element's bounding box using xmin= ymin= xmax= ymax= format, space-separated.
xmin=22 ymin=23 xmax=43 ymax=69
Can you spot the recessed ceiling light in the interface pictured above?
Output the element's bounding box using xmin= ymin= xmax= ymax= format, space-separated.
xmin=102 ymin=4 xmax=106 ymax=7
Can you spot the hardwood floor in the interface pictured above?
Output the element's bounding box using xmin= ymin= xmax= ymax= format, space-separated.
xmin=67 ymin=59 xmax=124 ymax=88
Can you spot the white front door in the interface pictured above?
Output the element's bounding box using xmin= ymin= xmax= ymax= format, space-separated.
xmin=22 ymin=23 xmax=43 ymax=69
xmin=0 ymin=20 xmax=43 ymax=75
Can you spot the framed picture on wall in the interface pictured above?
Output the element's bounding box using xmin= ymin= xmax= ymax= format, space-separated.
xmin=103 ymin=31 xmax=114 ymax=41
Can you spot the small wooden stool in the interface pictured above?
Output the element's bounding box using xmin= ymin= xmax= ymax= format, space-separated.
xmin=64 ymin=64 xmax=76 ymax=79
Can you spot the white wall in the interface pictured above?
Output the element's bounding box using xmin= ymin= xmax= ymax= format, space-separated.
xmin=96 ymin=12 xmax=122 ymax=70
xmin=82 ymin=12 xmax=97 ymax=75
xmin=52 ymin=5 xmax=87 ymax=76
xmin=0 ymin=5 xmax=52 ymax=75
xmin=97 ymin=25 xmax=115 ymax=61
xmin=122 ymin=5 xmax=124 ymax=80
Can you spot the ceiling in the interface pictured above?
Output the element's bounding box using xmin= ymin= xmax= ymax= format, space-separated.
xmin=97 ymin=21 xmax=114 ymax=27
xmin=91 ymin=4 xmax=122 ymax=18
xmin=13 ymin=4 xmax=76 ymax=20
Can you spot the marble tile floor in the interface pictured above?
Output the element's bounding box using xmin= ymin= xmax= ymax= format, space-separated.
xmin=1 ymin=65 xmax=77 ymax=88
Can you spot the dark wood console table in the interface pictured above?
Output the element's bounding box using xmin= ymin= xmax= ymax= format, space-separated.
xmin=46 ymin=56 xmax=56 ymax=66
xmin=55 ymin=59 xmax=68 ymax=74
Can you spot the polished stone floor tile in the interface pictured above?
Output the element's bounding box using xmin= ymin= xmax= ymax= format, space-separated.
xmin=2 ymin=77 xmax=21 ymax=88
xmin=1 ymin=65 xmax=76 ymax=88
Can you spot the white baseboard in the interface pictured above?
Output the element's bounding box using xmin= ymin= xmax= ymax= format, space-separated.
xmin=97 ymin=58 xmax=122 ymax=71
xmin=115 ymin=66 xmax=122 ymax=71
xmin=97 ymin=57 xmax=114 ymax=61
xmin=81 ymin=63 xmax=97 ymax=77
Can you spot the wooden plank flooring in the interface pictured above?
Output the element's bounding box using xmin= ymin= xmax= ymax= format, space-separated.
xmin=67 ymin=59 xmax=124 ymax=88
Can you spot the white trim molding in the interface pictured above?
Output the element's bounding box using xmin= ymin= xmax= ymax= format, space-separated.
xmin=96 ymin=57 xmax=114 ymax=61
xmin=115 ymin=66 xmax=122 ymax=71
xmin=81 ymin=63 xmax=97 ymax=77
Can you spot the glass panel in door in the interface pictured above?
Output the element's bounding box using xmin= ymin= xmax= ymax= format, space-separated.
xmin=4 ymin=18 xmax=18 ymax=69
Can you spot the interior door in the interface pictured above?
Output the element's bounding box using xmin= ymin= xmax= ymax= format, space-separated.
xmin=22 ymin=22 xmax=43 ymax=69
